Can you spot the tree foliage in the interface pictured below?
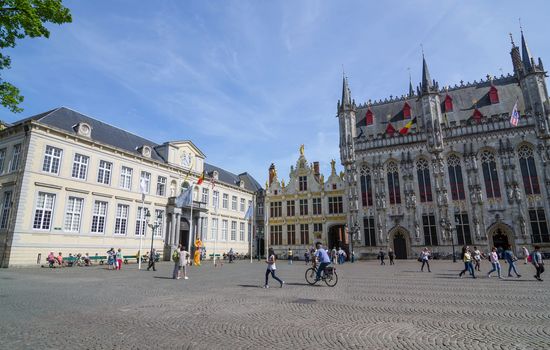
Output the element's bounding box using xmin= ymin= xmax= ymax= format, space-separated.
xmin=0 ymin=0 xmax=71 ymax=113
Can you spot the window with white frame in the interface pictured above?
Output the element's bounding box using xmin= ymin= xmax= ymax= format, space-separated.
xmin=64 ymin=196 xmax=84 ymax=232
xmin=202 ymin=188 xmax=209 ymax=204
xmin=71 ymin=153 xmax=89 ymax=179
xmin=42 ymin=146 xmax=62 ymax=174
xmin=221 ymin=219 xmax=228 ymax=240
xmin=211 ymin=218 xmax=218 ymax=240
xmin=135 ymin=207 xmax=147 ymax=236
xmin=240 ymin=198 xmax=245 ymax=212
xmin=212 ymin=190 xmax=219 ymax=208
xmin=10 ymin=144 xmax=21 ymax=172
xmin=0 ymin=148 xmax=6 ymax=174
xmin=153 ymin=209 xmax=164 ymax=237
xmin=97 ymin=160 xmax=112 ymax=185
xmin=239 ymin=222 xmax=245 ymax=241
xmin=120 ymin=166 xmax=133 ymax=190
xmin=114 ymin=204 xmax=129 ymax=235
xmin=156 ymin=176 xmax=167 ymax=196
xmin=231 ymin=220 xmax=237 ymax=240
xmin=140 ymin=171 xmax=151 ymax=194
xmin=33 ymin=192 xmax=55 ymax=230
xmin=0 ymin=191 xmax=12 ymax=229
xmin=200 ymin=217 xmax=208 ymax=240
xmin=91 ymin=200 xmax=107 ymax=234
xmin=222 ymin=193 xmax=228 ymax=209
xmin=231 ymin=196 xmax=237 ymax=210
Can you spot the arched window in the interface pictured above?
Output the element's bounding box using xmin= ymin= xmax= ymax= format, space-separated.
xmin=387 ymin=161 xmax=401 ymax=205
xmin=480 ymin=150 xmax=501 ymax=199
xmin=416 ymin=159 xmax=432 ymax=202
xmin=448 ymin=155 xmax=465 ymax=200
xmin=360 ymin=164 xmax=373 ymax=206
xmin=518 ymin=145 xmax=540 ymax=195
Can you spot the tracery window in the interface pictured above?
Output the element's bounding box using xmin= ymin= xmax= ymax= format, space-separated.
xmin=518 ymin=145 xmax=540 ymax=195
xmin=448 ymin=155 xmax=465 ymax=200
xmin=416 ymin=159 xmax=432 ymax=202
xmin=387 ymin=161 xmax=401 ymax=205
xmin=360 ymin=164 xmax=373 ymax=206
xmin=480 ymin=151 xmax=501 ymax=199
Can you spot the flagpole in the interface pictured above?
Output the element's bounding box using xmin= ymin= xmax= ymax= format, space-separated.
xmin=250 ymin=196 xmax=255 ymax=264
xmin=213 ymin=201 xmax=217 ymax=266
xmin=188 ymin=184 xmax=194 ymax=253
xmin=138 ymin=193 xmax=144 ymax=270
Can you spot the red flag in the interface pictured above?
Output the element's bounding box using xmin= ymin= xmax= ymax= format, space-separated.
xmin=386 ymin=123 xmax=396 ymax=135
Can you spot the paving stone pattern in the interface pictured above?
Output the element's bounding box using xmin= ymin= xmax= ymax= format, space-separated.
xmin=0 ymin=260 xmax=548 ymax=349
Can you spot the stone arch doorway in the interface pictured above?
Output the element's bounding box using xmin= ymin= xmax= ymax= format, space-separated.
xmin=389 ymin=227 xmax=410 ymax=259
xmin=179 ymin=218 xmax=190 ymax=249
xmin=328 ymin=224 xmax=348 ymax=257
xmin=488 ymin=223 xmax=514 ymax=256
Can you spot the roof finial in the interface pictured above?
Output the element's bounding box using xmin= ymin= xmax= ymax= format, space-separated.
xmin=509 ymin=33 xmax=515 ymax=46
xmin=519 ymin=17 xmax=523 ymax=33
xmin=420 ymin=43 xmax=424 ymax=57
xmin=407 ymin=67 xmax=414 ymax=96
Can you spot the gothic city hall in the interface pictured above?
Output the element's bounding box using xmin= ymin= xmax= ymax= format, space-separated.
xmin=338 ymin=31 xmax=550 ymax=259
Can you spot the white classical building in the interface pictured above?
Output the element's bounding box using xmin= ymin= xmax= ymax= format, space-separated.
xmin=0 ymin=107 xmax=260 ymax=267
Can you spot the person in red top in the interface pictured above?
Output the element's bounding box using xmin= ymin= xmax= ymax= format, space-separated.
xmin=56 ymin=252 xmax=63 ymax=267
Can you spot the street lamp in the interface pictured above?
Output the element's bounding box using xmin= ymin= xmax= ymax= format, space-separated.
xmin=145 ymin=209 xmax=163 ymax=263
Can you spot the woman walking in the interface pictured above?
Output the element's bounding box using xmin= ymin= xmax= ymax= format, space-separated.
xmin=504 ymin=245 xmax=521 ymax=278
xmin=473 ymin=246 xmax=483 ymax=272
xmin=487 ymin=247 xmax=502 ymax=279
xmin=264 ymin=248 xmax=284 ymax=288
xmin=420 ymin=247 xmax=431 ymax=272
xmin=459 ymin=246 xmax=475 ymax=278
xmin=116 ymin=248 xmax=123 ymax=270
xmin=388 ymin=248 xmax=395 ymax=265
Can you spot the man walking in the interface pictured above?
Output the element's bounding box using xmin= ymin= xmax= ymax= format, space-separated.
xmin=147 ymin=248 xmax=156 ymax=271
xmin=388 ymin=248 xmax=395 ymax=265
xmin=287 ymin=248 xmax=293 ymax=265
xmin=532 ymin=245 xmax=544 ymax=281
xmin=378 ymin=249 xmax=386 ymax=265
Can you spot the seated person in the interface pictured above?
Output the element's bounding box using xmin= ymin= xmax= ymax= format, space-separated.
xmin=56 ymin=252 xmax=63 ymax=266
xmin=47 ymin=251 xmax=57 ymax=267
xmin=83 ymin=253 xmax=91 ymax=266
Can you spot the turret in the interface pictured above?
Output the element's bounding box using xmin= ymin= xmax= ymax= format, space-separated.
xmin=509 ymin=33 xmax=523 ymax=78
xmin=417 ymin=54 xmax=444 ymax=151
xmin=268 ymin=163 xmax=277 ymax=186
xmin=337 ymin=75 xmax=357 ymax=166
xmin=419 ymin=54 xmax=439 ymax=95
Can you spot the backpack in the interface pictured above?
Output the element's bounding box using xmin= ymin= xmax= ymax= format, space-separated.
xmin=172 ymin=250 xmax=180 ymax=262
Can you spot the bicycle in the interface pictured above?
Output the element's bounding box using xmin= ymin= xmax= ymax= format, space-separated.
xmin=305 ymin=264 xmax=338 ymax=287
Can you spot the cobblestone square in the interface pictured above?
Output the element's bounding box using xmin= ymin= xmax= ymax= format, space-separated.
xmin=0 ymin=260 xmax=548 ymax=349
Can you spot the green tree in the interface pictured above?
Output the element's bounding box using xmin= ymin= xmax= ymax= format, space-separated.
xmin=0 ymin=0 xmax=71 ymax=113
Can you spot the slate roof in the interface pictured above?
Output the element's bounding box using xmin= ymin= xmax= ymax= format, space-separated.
xmin=355 ymin=75 xmax=525 ymax=138
xmin=13 ymin=107 xmax=261 ymax=192
xmin=204 ymin=163 xmax=261 ymax=193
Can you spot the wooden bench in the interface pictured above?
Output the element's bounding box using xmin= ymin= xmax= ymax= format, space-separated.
xmin=90 ymin=255 xmax=107 ymax=264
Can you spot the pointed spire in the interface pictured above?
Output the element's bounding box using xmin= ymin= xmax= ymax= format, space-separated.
xmin=520 ymin=27 xmax=533 ymax=71
xmin=419 ymin=53 xmax=438 ymax=95
xmin=338 ymin=75 xmax=354 ymax=112
xmin=408 ymin=68 xmax=414 ymax=97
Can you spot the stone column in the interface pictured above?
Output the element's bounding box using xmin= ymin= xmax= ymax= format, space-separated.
xmin=174 ymin=213 xmax=181 ymax=246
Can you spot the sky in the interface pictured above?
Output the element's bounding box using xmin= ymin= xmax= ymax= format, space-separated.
xmin=2 ymin=0 xmax=550 ymax=185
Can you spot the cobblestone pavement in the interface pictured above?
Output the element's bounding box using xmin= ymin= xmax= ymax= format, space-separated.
xmin=0 ymin=259 xmax=548 ymax=350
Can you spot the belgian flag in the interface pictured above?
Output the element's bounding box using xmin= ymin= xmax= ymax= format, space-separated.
xmin=197 ymin=170 xmax=205 ymax=185
xmin=399 ymin=117 xmax=417 ymax=135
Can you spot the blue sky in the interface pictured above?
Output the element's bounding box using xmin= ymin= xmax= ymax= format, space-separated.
xmin=2 ymin=0 xmax=549 ymax=184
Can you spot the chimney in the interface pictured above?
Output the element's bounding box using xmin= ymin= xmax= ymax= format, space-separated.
xmin=313 ymin=161 xmax=320 ymax=180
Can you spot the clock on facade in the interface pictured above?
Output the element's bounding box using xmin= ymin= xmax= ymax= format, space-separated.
xmin=181 ymin=152 xmax=193 ymax=168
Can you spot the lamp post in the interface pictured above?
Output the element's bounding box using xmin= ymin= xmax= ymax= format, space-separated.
xmin=145 ymin=209 xmax=163 ymax=263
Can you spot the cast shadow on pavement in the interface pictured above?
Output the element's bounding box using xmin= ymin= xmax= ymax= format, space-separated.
xmin=154 ymin=276 xmax=175 ymax=280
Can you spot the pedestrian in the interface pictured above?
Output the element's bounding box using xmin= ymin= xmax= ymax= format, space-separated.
xmin=338 ymin=247 xmax=346 ymax=264
xmin=147 ymin=248 xmax=156 ymax=271
xmin=378 ymin=249 xmax=386 ymax=265
xmin=487 ymin=246 xmax=502 ymax=279
xmin=106 ymin=248 xmax=115 ymax=270
xmin=179 ymin=245 xmax=190 ymax=280
xmin=304 ymin=250 xmax=310 ymax=264
xmin=531 ymin=245 xmax=544 ymax=281
xmin=522 ymin=246 xmax=530 ymax=264
xmin=116 ymin=248 xmax=123 ymax=270
xmin=331 ymin=247 xmax=337 ymax=265
xmin=388 ymin=248 xmax=395 ymax=265
xmin=503 ymin=245 xmax=521 ymax=278
xmin=228 ymin=248 xmax=234 ymax=263
xmin=420 ymin=247 xmax=431 ymax=272
xmin=264 ymin=248 xmax=284 ymax=288
xmin=314 ymin=242 xmax=331 ymax=282
xmin=172 ymin=245 xmax=181 ymax=279
xmin=458 ymin=246 xmax=475 ymax=278
xmin=288 ymin=248 xmax=293 ymax=265
xmin=473 ymin=246 xmax=483 ymax=272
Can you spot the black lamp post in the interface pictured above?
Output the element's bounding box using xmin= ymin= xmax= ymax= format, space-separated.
xmin=145 ymin=209 xmax=163 ymax=262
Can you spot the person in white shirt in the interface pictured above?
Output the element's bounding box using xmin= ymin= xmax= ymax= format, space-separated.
xmin=264 ymin=248 xmax=284 ymax=288
xmin=487 ymin=247 xmax=502 ymax=279
xmin=178 ymin=246 xmax=190 ymax=280
xmin=522 ymin=246 xmax=530 ymax=265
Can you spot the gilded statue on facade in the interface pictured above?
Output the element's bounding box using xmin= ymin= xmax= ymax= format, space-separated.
xmin=300 ymin=144 xmax=305 ymax=156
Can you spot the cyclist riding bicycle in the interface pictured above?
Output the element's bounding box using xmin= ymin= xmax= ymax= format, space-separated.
xmin=314 ymin=242 xmax=331 ymax=281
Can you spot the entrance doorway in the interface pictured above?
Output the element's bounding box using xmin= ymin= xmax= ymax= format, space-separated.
xmin=393 ymin=232 xmax=408 ymax=259
xmin=179 ymin=219 xmax=190 ymax=249
xmin=328 ymin=225 xmax=348 ymax=258
xmin=491 ymin=228 xmax=511 ymax=258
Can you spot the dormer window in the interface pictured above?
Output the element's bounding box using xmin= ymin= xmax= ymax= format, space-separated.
xmin=489 ymin=86 xmax=499 ymax=104
xmin=73 ymin=122 xmax=92 ymax=137
xmin=212 ymin=170 xmax=219 ymax=181
xmin=366 ymin=109 xmax=374 ymax=126
xmin=472 ymin=109 xmax=483 ymax=123
xmin=403 ymin=102 xmax=411 ymax=119
xmin=444 ymin=95 xmax=453 ymax=112
xmin=239 ymin=180 xmax=245 ymax=189
xmin=138 ymin=145 xmax=152 ymax=158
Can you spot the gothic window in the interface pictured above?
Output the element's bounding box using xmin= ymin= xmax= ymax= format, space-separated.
xmin=363 ymin=216 xmax=376 ymax=246
xmin=455 ymin=213 xmax=472 ymax=246
xmin=480 ymin=151 xmax=501 ymax=199
xmin=444 ymin=95 xmax=453 ymax=112
xmin=360 ymin=164 xmax=373 ymax=206
xmin=403 ymin=102 xmax=411 ymax=119
xmin=270 ymin=225 xmax=282 ymax=245
xmin=448 ymin=155 xmax=465 ymax=200
xmin=366 ymin=109 xmax=374 ymax=126
xmin=489 ymin=86 xmax=499 ymax=104
xmin=422 ymin=214 xmax=438 ymax=246
xmin=287 ymin=224 xmax=296 ymax=245
xmin=529 ymin=208 xmax=550 ymax=243
xmin=518 ymin=145 xmax=540 ymax=195
xmin=387 ymin=161 xmax=401 ymax=204
xmin=416 ymin=159 xmax=433 ymax=202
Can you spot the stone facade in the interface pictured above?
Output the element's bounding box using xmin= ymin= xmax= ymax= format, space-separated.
xmin=0 ymin=107 xmax=259 ymax=267
xmin=338 ymin=31 xmax=550 ymax=259
xmin=265 ymin=146 xmax=347 ymax=258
